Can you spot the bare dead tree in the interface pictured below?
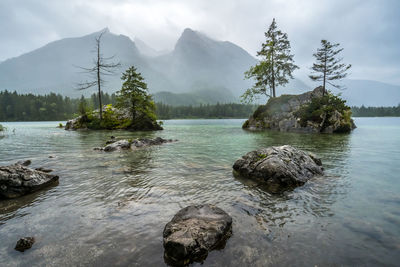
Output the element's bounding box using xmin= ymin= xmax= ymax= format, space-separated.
xmin=76 ymin=30 xmax=120 ymax=120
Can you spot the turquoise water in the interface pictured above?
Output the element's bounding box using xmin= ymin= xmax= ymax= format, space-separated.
xmin=0 ymin=118 xmax=399 ymax=266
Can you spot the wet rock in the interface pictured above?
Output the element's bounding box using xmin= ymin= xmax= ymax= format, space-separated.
xmin=16 ymin=160 xmax=31 ymax=166
xmin=95 ymin=137 xmax=176 ymax=152
xmin=104 ymin=140 xmax=131 ymax=152
xmin=15 ymin=237 xmax=35 ymax=252
xmin=163 ymin=204 xmax=232 ymax=266
xmin=233 ymin=145 xmax=323 ymax=192
xmin=0 ymin=163 xmax=59 ymax=199
xmin=35 ymin=167 xmax=53 ymax=173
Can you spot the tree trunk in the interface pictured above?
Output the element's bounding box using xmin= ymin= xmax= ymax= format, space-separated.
xmin=271 ymin=46 xmax=276 ymax=98
xmin=322 ymin=52 xmax=327 ymax=97
xmin=97 ymin=40 xmax=103 ymax=120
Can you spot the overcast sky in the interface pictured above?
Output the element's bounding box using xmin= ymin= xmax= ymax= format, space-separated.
xmin=1 ymin=0 xmax=399 ymax=84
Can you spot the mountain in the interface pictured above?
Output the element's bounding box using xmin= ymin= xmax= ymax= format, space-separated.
xmin=0 ymin=28 xmax=255 ymax=99
xmin=331 ymin=79 xmax=400 ymax=107
xmin=0 ymin=28 xmax=398 ymax=106
xmin=134 ymin=37 xmax=168 ymax=57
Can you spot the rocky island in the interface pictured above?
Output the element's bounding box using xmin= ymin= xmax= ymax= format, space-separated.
xmin=243 ymin=87 xmax=356 ymax=133
xmin=65 ymin=105 xmax=163 ymax=131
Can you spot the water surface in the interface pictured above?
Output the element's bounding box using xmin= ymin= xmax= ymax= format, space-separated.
xmin=0 ymin=118 xmax=399 ymax=266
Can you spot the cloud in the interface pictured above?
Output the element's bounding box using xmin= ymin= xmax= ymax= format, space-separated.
xmin=0 ymin=0 xmax=399 ymax=84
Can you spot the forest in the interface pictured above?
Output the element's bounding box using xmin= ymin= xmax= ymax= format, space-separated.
xmin=0 ymin=90 xmax=257 ymax=121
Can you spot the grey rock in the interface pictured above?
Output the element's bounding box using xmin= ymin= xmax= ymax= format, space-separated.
xmin=233 ymin=145 xmax=323 ymax=192
xmin=16 ymin=160 xmax=31 ymax=166
xmin=163 ymin=204 xmax=232 ymax=266
xmin=104 ymin=140 xmax=131 ymax=152
xmin=35 ymin=167 xmax=53 ymax=173
xmin=0 ymin=164 xmax=59 ymax=199
xmin=15 ymin=237 xmax=35 ymax=252
xmin=95 ymin=137 xmax=176 ymax=152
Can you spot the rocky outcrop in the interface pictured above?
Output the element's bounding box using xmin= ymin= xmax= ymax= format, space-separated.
xmin=163 ymin=204 xmax=232 ymax=266
xmin=15 ymin=237 xmax=35 ymax=252
xmin=233 ymin=145 xmax=323 ymax=192
xmin=94 ymin=137 xmax=176 ymax=152
xmin=0 ymin=162 xmax=59 ymax=199
xmin=243 ymin=87 xmax=356 ymax=133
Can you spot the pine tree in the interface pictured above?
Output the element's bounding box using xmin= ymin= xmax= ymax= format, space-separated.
xmin=242 ymin=18 xmax=298 ymax=102
xmin=309 ymin=40 xmax=351 ymax=96
xmin=116 ymin=66 xmax=157 ymax=126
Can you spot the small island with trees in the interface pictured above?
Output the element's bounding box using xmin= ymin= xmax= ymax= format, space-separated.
xmin=242 ymin=19 xmax=356 ymax=133
xmin=65 ymin=31 xmax=162 ymax=131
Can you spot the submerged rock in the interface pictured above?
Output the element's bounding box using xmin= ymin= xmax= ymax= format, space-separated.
xmin=163 ymin=204 xmax=232 ymax=266
xmin=243 ymin=87 xmax=356 ymax=133
xmin=233 ymin=145 xmax=323 ymax=192
xmin=0 ymin=163 xmax=59 ymax=199
xmin=95 ymin=137 xmax=176 ymax=152
xmin=15 ymin=237 xmax=35 ymax=252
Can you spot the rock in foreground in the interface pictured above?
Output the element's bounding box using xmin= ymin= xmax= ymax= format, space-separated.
xmin=233 ymin=145 xmax=323 ymax=192
xmin=163 ymin=204 xmax=232 ymax=266
xmin=243 ymin=87 xmax=356 ymax=133
xmin=0 ymin=163 xmax=59 ymax=199
xmin=15 ymin=237 xmax=35 ymax=252
xmin=95 ymin=137 xmax=176 ymax=152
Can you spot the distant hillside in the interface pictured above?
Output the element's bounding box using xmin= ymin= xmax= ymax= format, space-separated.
xmin=153 ymin=87 xmax=236 ymax=106
xmin=331 ymin=79 xmax=400 ymax=106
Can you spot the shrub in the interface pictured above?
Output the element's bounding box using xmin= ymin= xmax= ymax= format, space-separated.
xmin=295 ymin=92 xmax=352 ymax=130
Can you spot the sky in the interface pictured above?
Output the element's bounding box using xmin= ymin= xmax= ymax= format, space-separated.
xmin=1 ymin=0 xmax=399 ymax=85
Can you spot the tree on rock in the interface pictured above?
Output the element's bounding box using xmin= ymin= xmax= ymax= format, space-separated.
xmin=242 ymin=18 xmax=298 ymax=103
xmin=76 ymin=29 xmax=120 ymax=120
xmin=309 ymin=40 xmax=351 ymax=96
xmin=116 ymin=66 xmax=161 ymax=130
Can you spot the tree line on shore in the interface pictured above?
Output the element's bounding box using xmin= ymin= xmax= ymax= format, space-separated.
xmin=0 ymin=90 xmax=257 ymax=121
xmin=0 ymin=90 xmax=398 ymax=122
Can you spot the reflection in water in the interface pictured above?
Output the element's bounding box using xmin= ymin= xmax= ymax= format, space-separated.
xmin=0 ymin=119 xmax=399 ymax=266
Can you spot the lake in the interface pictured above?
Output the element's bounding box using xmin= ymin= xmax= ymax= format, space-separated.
xmin=0 ymin=118 xmax=400 ymax=266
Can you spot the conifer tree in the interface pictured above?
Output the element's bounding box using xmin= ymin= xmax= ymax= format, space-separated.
xmin=242 ymin=18 xmax=298 ymax=102
xmin=309 ymin=40 xmax=351 ymax=96
xmin=116 ymin=66 xmax=156 ymax=124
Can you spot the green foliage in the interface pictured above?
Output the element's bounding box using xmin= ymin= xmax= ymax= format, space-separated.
xmin=351 ymin=105 xmax=400 ymax=117
xmin=0 ymin=90 xmax=116 ymax=121
xmin=309 ymin=40 xmax=351 ymax=93
xmin=78 ymin=95 xmax=90 ymax=116
xmin=83 ymin=104 xmax=130 ymax=130
xmin=155 ymin=103 xmax=257 ymax=119
xmin=0 ymin=124 xmax=5 ymax=131
xmin=295 ymin=92 xmax=352 ymax=130
xmin=242 ymin=18 xmax=298 ymax=102
xmin=116 ymin=66 xmax=161 ymax=129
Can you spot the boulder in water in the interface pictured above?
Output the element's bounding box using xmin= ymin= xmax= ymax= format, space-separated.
xmin=0 ymin=163 xmax=59 ymax=199
xmin=163 ymin=204 xmax=232 ymax=266
xmin=233 ymin=145 xmax=323 ymax=192
xmin=15 ymin=237 xmax=35 ymax=252
xmin=94 ymin=137 xmax=176 ymax=152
